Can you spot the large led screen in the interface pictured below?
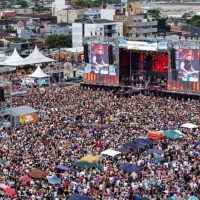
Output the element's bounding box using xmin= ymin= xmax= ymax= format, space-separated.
xmin=177 ymin=49 xmax=200 ymax=82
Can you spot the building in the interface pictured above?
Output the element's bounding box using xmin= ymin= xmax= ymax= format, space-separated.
xmin=44 ymin=24 xmax=71 ymax=36
xmin=52 ymin=0 xmax=70 ymax=16
xmin=72 ymin=19 xmax=123 ymax=47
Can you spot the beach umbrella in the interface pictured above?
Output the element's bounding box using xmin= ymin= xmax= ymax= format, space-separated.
xmin=148 ymin=148 xmax=164 ymax=155
xmin=4 ymin=188 xmax=16 ymax=197
xmin=56 ymin=165 xmax=70 ymax=171
xmin=73 ymin=161 xmax=96 ymax=168
xmin=181 ymin=123 xmax=198 ymax=129
xmin=47 ymin=176 xmax=62 ymax=185
xmin=19 ymin=176 xmax=32 ymax=183
xmin=29 ymin=168 xmax=47 ymax=178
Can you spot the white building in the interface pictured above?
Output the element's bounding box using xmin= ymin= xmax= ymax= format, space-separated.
xmin=100 ymin=9 xmax=116 ymax=21
xmin=72 ymin=19 xmax=123 ymax=47
xmin=52 ymin=0 xmax=70 ymax=16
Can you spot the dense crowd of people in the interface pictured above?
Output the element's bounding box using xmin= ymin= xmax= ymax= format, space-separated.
xmin=0 ymin=86 xmax=199 ymax=200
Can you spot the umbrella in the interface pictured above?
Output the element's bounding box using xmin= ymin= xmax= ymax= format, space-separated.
xmin=47 ymin=176 xmax=62 ymax=185
xmin=80 ymin=154 xmax=99 ymax=163
xmin=19 ymin=176 xmax=32 ymax=183
xmin=4 ymin=188 xmax=16 ymax=197
xmin=148 ymin=148 xmax=164 ymax=155
xmin=68 ymin=194 xmax=93 ymax=200
xmin=56 ymin=165 xmax=70 ymax=171
xmin=0 ymin=160 xmax=7 ymax=164
xmin=181 ymin=123 xmax=198 ymax=129
xmin=73 ymin=161 xmax=96 ymax=168
xmin=0 ymin=184 xmax=10 ymax=189
xmin=188 ymin=196 xmax=198 ymax=200
xmin=29 ymin=168 xmax=47 ymax=178
xmin=163 ymin=130 xmax=185 ymax=139
xmin=120 ymin=163 xmax=143 ymax=173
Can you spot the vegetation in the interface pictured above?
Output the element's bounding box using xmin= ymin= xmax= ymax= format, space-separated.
xmin=10 ymin=38 xmax=27 ymax=43
xmin=187 ymin=15 xmax=200 ymax=26
xmin=74 ymin=0 xmax=119 ymax=8
xmin=17 ymin=0 xmax=28 ymax=8
xmin=0 ymin=40 xmax=4 ymax=47
xmin=147 ymin=9 xmax=161 ymax=19
xmin=45 ymin=35 xmax=72 ymax=48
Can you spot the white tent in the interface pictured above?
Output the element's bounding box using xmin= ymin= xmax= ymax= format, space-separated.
xmin=0 ymin=48 xmax=24 ymax=66
xmin=28 ymin=66 xmax=50 ymax=78
xmin=101 ymin=149 xmax=121 ymax=157
xmin=22 ymin=46 xmax=55 ymax=65
xmin=181 ymin=123 xmax=198 ymax=129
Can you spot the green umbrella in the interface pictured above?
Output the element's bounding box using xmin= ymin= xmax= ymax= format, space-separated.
xmin=73 ymin=161 xmax=96 ymax=168
xmin=163 ymin=130 xmax=185 ymax=139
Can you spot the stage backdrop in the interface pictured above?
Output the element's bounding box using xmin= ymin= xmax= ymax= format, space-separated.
xmin=168 ymin=48 xmax=200 ymax=93
xmin=84 ymin=43 xmax=119 ymax=85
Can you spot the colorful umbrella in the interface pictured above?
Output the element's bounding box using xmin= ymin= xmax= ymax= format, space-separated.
xmin=47 ymin=176 xmax=62 ymax=185
xmin=19 ymin=176 xmax=32 ymax=183
xmin=163 ymin=130 xmax=185 ymax=139
xmin=56 ymin=165 xmax=70 ymax=171
xmin=73 ymin=161 xmax=96 ymax=168
xmin=29 ymin=168 xmax=47 ymax=178
xmin=4 ymin=188 xmax=16 ymax=197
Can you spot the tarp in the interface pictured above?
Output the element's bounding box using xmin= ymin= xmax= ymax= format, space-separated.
xmin=163 ymin=130 xmax=185 ymax=139
xmin=0 ymin=48 xmax=24 ymax=66
xmin=181 ymin=123 xmax=198 ymax=129
xmin=80 ymin=154 xmax=99 ymax=163
xmin=22 ymin=46 xmax=55 ymax=65
xmin=68 ymin=194 xmax=93 ymax=200
xmin=101 ymin=149 xmax=121 ymax=157
xmin=28 ymin=66 xmax=50 ymax=78
xmin=120 ymin=163 xmax=143 ymax=173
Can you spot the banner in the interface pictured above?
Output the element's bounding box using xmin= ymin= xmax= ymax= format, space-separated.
xmin=157 ymin=41 xmax=168 ymax=50
xmin=127 ymin=41 xmax=157 ymax=51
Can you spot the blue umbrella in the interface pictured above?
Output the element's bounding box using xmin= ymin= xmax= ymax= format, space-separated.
xmin=120 ymin=163 xmax=143 ymax=173
xmin=47 ymin=176 xmax=62 ymax=184
xmin=68 ymin=194 xmax=93 ymax=200
xmin=148 ymin=148 xmax=164 ymax=155
xmin=56 ymin=165 xmax=70 ymax=171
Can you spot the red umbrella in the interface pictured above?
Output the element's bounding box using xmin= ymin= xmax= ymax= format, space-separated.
xmin=19 ymin=176 xmax=32 ymax=183
xmin=4 ymin=188 xmax=16 ymax=197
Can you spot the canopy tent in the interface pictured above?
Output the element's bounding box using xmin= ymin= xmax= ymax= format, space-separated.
xmin=28 ymin=66 xmax=50 ymax=78
xmin=120 ymin=163 xmax=143 ymax=173
xmin=181 ymin=123 xmax=198 ymax=129
xmin=0 ymin=48 xmax=24 ymax=66
xmin=68 ymin=194 xmax=93 ymax=200
xmin=163 ymin=130 xmax=185 ymax=139
xmin=22 ymin=46 xmax=55 ymax=65
xmin=101 ymin=149 xmax=121 ymax=157
xmin=80 ymin=154 xmax=99 ymax=163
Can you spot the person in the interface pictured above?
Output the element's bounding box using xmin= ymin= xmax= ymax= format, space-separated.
xmin=180 ymin=52 xmax=199 ymax=82
xmin=92 ymin=48 xmax=109 ymax=74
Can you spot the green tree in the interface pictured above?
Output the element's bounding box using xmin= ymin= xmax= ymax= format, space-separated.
xmin=182 ymin=11 xmax=193 ymax=21
xmin=187 ymin=15 xmax=200 ymax=26
xmin=74 ymin=0 xmax=93 ymax=8
xmin=0 ymin=40 xmax=4 ymax=47
xmin=147 ymin=9 xmax=161 ymax=19
xmin=17 ymin=0 xmax=28 ymax=8
xmin=45 ymin=35 xmax=72 ymax=48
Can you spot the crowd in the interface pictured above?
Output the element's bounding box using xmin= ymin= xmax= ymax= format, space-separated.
xmin=0 ymin=86 xmax=199 ymax=200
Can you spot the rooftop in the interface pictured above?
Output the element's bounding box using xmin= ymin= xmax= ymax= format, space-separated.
xmin=83 ymin=19 xmax=115 ymax=24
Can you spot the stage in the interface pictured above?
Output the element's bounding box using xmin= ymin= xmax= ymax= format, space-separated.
xmin=80 ymin=82 xmax=200 ymax=100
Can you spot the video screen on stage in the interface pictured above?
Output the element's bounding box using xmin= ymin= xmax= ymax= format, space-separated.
xmin=84 ymin=43 xmax=119 ymax=85
xmin=177 ymin=49 xmax=200 ymax=82
xmin=91 ymin=44 xmax=109 ymax=74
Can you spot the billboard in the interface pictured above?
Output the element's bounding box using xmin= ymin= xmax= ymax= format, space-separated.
xmin=84 ymin=43 xmax=119 ymax=85
xmin=177 ymin=49 xmax=200 ymax=82
xmin=127 ymin=41 xmax=157 ymax=51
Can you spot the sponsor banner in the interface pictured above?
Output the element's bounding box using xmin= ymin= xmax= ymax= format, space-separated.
xmin=157 ymin=41 xmax=168 ymax=50
xmin=127 ymin=41 xmax=157 ymax=51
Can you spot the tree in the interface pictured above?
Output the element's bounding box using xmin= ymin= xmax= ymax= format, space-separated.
xmin=182 ymin=12 xmax=193 ymax=21
xmin=0 ymin=41 xmax=4 ymax=47
xmin=147 ymin=9 xmax=161 ymax=19
xmin=17 ymin=0 xmax=28 ymax=8
xmin=187 ymin=15 xmax=200 ymax=26
xmin=45 ymin=35 xmax=72 ymax=48
xmin=74 ymin=0 xmax=93 ymax=8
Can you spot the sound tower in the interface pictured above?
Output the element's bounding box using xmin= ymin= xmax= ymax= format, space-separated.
xmin=0 ymin=87 xmax=5 ymax=102
xmin=171 ymin=48 xmax=178 ymax=80
xmin=84 ymin=44 xmax=89 ymax=63
xmin=108 ymin=45 xmax=113 ymax=65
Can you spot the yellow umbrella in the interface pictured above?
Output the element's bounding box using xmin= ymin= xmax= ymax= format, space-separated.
xmin=80 ymin=154 xmax=99 ymax=163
